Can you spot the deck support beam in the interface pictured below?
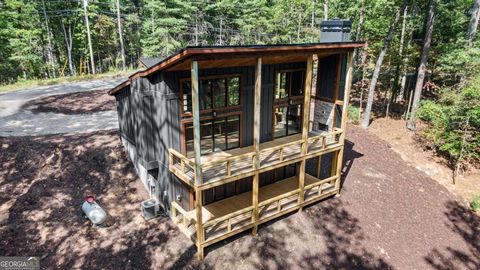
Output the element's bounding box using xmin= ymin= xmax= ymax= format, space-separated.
xmin=191 ymin=60 xmax=204 ymax=260
xmin=252 ymin=57 xmax=262 ymax=235
xmin=335 ymin=52 xmax=354 ymax=193
xmin=298 ymin=55 xmax=314 ymax=211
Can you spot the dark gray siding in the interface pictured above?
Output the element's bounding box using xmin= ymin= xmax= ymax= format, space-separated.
xmin=115 ymin=85 xmax=135 ymax=144
xmin=114 ymin=60 xmax=343 ymax=210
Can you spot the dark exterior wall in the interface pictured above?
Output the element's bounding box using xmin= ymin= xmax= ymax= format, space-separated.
xmin=115 ymin=85 xmax=136 ymax=144
xmin=114 ymin=58 xmax=352 ymax=211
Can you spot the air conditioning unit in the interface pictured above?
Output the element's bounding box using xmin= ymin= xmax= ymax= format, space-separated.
xmin=141 ymin=199 xmax=160 ymax=220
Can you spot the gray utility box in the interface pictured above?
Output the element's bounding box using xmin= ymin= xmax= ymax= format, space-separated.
xmin=141 ymin=199 xmax=160 ymax=220
xmin=320 ymin=20 xmax=352 ymax=42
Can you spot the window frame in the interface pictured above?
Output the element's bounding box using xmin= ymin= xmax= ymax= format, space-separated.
xmin=180 ymin=111 xmax=243 ymax=157
xmin=272 ymin=68 xmax=306 ymax=140
xmin=179 ymin=74 xmax=242 ymax=118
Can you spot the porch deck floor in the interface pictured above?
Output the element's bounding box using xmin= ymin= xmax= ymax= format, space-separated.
xmin=185 ymin=173 xmax=326 ymax=224
xmin=173 ymin=131 xmax=340 ymax=185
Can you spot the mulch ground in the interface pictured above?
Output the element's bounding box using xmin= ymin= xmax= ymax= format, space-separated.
xmin=22 ymin=89 xmax=115 ymax=114
xmin=0 ymin=127 xmax=479 ymax=269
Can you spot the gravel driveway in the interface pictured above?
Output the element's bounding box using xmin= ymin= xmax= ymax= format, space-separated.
xmin=0 ymin=78 xmax=123 ymax=136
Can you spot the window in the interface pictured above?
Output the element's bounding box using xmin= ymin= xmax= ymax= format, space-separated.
xmin=274 ymin=70 xmax=304 ymax=100
xmin=184 ymin=115 xmax=240 ymax=158
xmin=273 ymin=69 xmax=305 ymax=139
xmin=182 ymin=75 xmax=241 ymax=114
xmin=274 ymin=104 xmax=302 ymax=139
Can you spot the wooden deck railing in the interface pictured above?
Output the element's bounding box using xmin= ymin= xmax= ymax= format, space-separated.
xmin=168 ymin=128 xmax=344 ymax=188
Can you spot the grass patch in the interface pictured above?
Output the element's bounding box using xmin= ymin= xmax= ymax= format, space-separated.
xmin=348 ymin=105 xmax=361 ymax=124
xmin=471 ymin=194 xmax=480 ymax=212
xmin=0 ymin=69 xmax=137 ymax=94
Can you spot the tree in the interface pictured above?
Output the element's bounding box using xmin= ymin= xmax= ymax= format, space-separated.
xmin=406 ymin=0 xmax=436 ymax=131
xmin=467 ymin=0 xmax=480 ymax=46
xmin=361 ymin=3 xmax=405 ymax=129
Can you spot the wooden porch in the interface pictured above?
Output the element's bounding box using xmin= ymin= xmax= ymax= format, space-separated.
xmin=171 ymin=172 xmax=339 ymax=247
xmin=169 ymin=128 xmax=343 ymax=189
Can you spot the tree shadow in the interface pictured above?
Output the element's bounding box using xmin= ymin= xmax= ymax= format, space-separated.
xmin=340 ymin=139 xmax=364 ymax=189
xmin=425 ymin=200 xmax=480 ymax=270
xmin=0 ymin=131 xmax=193 ymax=269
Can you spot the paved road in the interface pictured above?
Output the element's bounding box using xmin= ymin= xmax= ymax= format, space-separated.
xmin=0 ymin=78 xmax=124 ymax=136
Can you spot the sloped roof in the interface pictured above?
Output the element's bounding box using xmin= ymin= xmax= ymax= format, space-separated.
xmin=108 ymin=42 xmax=364 ymax=95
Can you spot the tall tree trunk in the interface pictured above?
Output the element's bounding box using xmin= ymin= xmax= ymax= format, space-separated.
xmin=467 ymin=0 xmax=480 ymax=46
xmin=352 ymin=3 xmax=365 ymax=68
xmin=311 ymin=0 xmax=316 ymax=27
xmin=394 ymin=5 xmax=409 ymax=102
xmin=60 ymin=18 xmax=74 ymax=76
xmin=360 ymin=4 xmax=404 ymax=129
xmin=467 ymin=0 xmax=480 ymax=47
xmin=407 ymin=0 xmax=436 ymax=130
xmin=116 ymin=0 xmax=126 ymax=71
xmin=83 ymin=0 xmax=95 ymax=75
xmin=41 ymin=0 xmax=56 ymax=78
xmin=324 ymin=0 xmax=328 ymax=20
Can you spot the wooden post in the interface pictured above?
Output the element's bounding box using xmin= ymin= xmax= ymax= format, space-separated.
xmin=191 ymin=60 xmax=202 ymax=185
xmin=191 ymin=60 xmax=204 ymax=260
xmin=252 ymin=57 xmax=262 ymax=235
xmin=298 ymin=55 xmax=314 ymax=210
xmin=335 ymin=52 xmax=354 ymax=193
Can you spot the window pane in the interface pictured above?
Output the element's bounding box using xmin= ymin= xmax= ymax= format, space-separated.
xmin=226 ymin=115 xmax=240 ymax=149
xmin=290 ymin=71 xmax=304 ymax=96
xmin=213 ymin=118 xmax=226 ymax=151
xmin=287 ymin=104 xmax=301 ymax=135
xmin=275 ymin=73 xmax=287 ymax=99
xmin=199 ymin=80 xmax=212 ymax=110
xmin=213 ymin=78 xmax=227 ymax=108
xmin=185 ymin=123 xmax=194 ymax=158
xmin=227 ymin=77 xmax=240 ymax=106
xmin=274 ymin=106 xmax=287 ymax=138
xmin=182 ymin=81 xmax=192 ymax=113
xmin=200 ymin=120 xmax=213 ymax=155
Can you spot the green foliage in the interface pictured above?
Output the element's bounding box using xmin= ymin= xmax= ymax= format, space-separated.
xmin=348 ymin=105 xmax=361 ymax=124
xmin=418 ymin=76 xmax=480 ymax=163
xmin=471 ymin=194 xmax=480 ymax=212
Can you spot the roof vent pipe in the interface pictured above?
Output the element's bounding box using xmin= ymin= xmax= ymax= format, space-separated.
xmin=320 ymin=19 xmax=352 ymax=42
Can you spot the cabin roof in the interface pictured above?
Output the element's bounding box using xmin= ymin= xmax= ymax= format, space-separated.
xmin=108 ymin=42 xmax=364 ymax=95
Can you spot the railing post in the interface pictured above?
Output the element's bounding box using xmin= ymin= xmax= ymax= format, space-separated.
xmin=191 ymin=60 xmax=204 ymax=260
xmin=298 ymin=54 xmax=314 ymax=210
xmin=252 ymin=57 xmax=262 ymax=235
xmin=335 ymin=51 xmax=354 ymax=193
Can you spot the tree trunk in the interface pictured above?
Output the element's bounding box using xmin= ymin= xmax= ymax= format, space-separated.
xmin=324 ymin=0 xmax=328 ymax=20
xmin=467 ymin=0 xmax=480 ymax=46
xmin=116 ymin=0 xmax=126 ymax=71
xmin=394 ymin=5 xmax=409 ymax=102
xmin=351 ymin=3 xmax=365 ymax=68
xmin=406 ymin=0 xmax=436 ymax=130
xmin=41 ymin=0 xmax=56 ymax=78
xmin=60 ymin=19 xmax=74 ymax=76
xmin=360 ymin=4 xmax=404 ymax=129
xmin=83 ymin=0 xmax=95 ymax=75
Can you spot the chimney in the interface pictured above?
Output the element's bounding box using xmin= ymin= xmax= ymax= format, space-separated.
xmin=320 ymin=20 xmax=352 ymax=42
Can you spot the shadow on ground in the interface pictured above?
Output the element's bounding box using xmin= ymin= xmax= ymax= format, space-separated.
xmin=1 ymin=127 xmax=479 ymax=269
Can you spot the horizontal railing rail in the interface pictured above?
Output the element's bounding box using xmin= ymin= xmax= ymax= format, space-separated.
xmin=168 ymin=129 xmax=344 ymax=187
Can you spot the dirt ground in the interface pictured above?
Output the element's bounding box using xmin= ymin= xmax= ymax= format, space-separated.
xmin=21 ymin=89 xmax=115 ymax=114
xmin=1 ymin=127 xmax=479 ymax=269
xmin=368 ymin=117 xmax=480 ymax=205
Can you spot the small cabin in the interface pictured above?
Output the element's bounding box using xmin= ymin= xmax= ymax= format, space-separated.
xmin=109 ymin=41 xmax=362 ymax=259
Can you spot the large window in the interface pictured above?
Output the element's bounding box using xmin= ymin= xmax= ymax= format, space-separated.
xmin=182 ymin=76 xmax=240 ymax=114
xmin=275 ymin=70 xmax=304 ymax=101
xmin=184 ymin=115 xmax=240 ymax=158
xmin=273 ymin=69 xmax=305 ymax=139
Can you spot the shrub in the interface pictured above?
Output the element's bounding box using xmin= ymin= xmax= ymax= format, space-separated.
xmin=418 ymin=76 xmax=480 ymax=165
xmin=347 ymin=105 xmax=360 ymax=124
xmin=471 ymin=194 xmax=480 ymax=212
